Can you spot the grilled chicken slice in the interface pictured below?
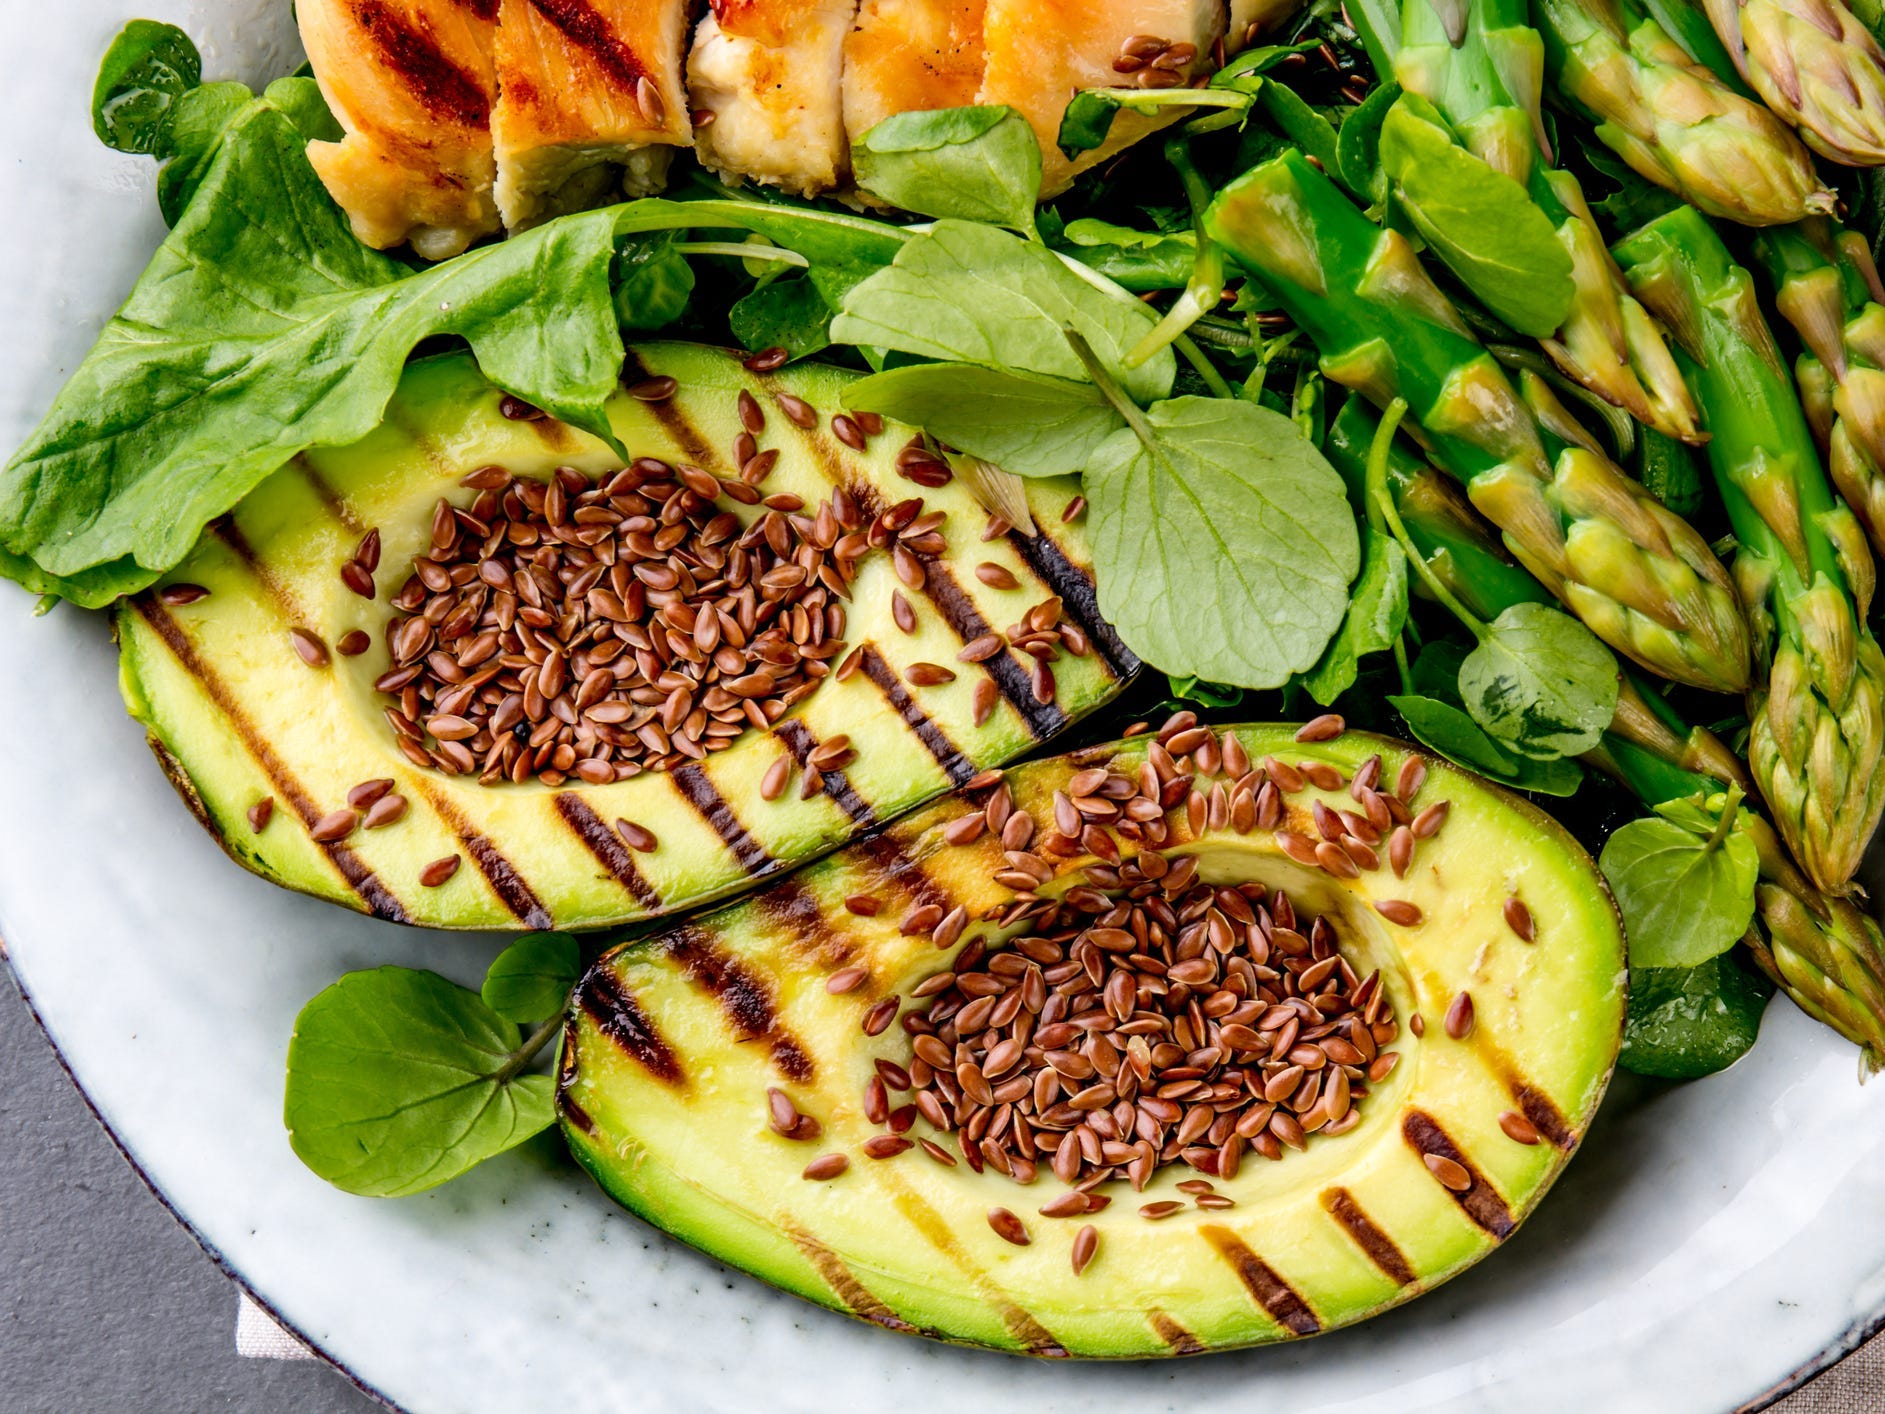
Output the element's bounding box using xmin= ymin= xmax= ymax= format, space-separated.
xmin=688 ymin=0 xmax=862 ymax=195
xmin=842 ymin=0 xmax=988 ymax=148
xmin=976 ymin=0 xmax=1225 ymax=196
xmin=491 ymin=0 xmax=693 ymax=232
xmin=297 ymin=0 xmax=502 ymax=260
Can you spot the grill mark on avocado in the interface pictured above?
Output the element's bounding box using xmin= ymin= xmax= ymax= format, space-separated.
xmin=773 ymin=720 xmax=876 ymax=826
xmin=130 ymin=598 xmax=412 ymax=923
xmin=619 ymin=352 xmax=725 ymax=469
xmin=406 ymin=781 xmax=553 ymax=927
xmin=1004 ymin=525 xmax=1138 ymax=675
xmin=1199 ymin=1227 xmax=1322 ymax=1337
xmin=664 ymin=926 xmax=815 ymax=1082
xmin=917 ymin=561 xmax=1069 ymax=739
xmin=577 ymin=966 xmax=685 ymax=1085
xmin=856 ymin=647 xmax=975 ymax=785
xmin=672 ymin=764 xmax=774 ymax=874
xmin=1403 ymin=1109 xmax=1518 ymax=1238
xmin=211 ymin=519 xmax=315 ymax=628
xmin=1147 ymin=1311 xmax=1207 ymax=1354
xmin=756 ymin=878 xmax=856 ymax=969
xmin=291 ymin=459 xmax=368 ymax=536
xmin=785 ymin=1226 xmax=916 ymax=1333
xmin=1479 ymin=1052 xmax=1577 ymax=1150
xmin=1321 ymin=1187 xmax=1418 ymax=1286
xmin=880 ymin=1179 xmax=1066 ymax=1356
xmin=552 ymin=793 xmax=663 ymax=908
xmin=854 ymin=826 xmax=955 ymax=914
xmin=556 ymin=1025 xmax=597 ymax=1134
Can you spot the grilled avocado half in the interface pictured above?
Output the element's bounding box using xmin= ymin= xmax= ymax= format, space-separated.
xmin=116 ymin=344 xmax=1134 ymax=930
xmin=559 ymin=727 xmax=1626 ymax=1356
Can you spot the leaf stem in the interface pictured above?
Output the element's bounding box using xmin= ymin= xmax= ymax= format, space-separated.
xmin=674 ymin=241 xmax=810 ymax=267
xmin=1393 ymin=633 xmax=1415 ymax=694
xmin=493 ymin=1014 xmax=563 ymax=1085
xmin=1175 ymin=334 xmax=1236 ymax=398
xmin=1365 ymin=398 xmax=1490 ymax=637
xmin=1064 ymin=327 xmax=1160 ymax=453
xmin=1705 ymin=783 xmax=1746 ymax=852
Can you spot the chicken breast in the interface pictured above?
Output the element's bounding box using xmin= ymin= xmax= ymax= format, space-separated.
xmin=841 ymin=0 xmax=987 ymax=148
xmin=976 ymin=0 xmax=1225 ymax=197
xmin=491 ymin=0 xmax=693 ymax=232
xmin=688 ymin=0 xmax=862 ymax=196
xmin=297 ymin=0 xmax=502 ymax=260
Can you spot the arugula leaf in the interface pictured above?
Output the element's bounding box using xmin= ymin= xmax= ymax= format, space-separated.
xmin=284 ymin=966 xmax=558 ymax=1198
xmin=1378 ymin=95 xmax=1575 ymax=338
xmin=729 ymin=276 xmax=833 ymax=359
xmin=831 ymin=220 xmax=1176 ymax=404
xmin=853 ymin=106 xmax=1042 ymax=235
xmin=1 ymin=107 xmax=626 ymax=606
xmin=843 ymin=364 xmax=1122 ymax=478
xmin=481 ymin=933 xmax=582 ymax=1025
xmin=1390 ymin=693 xmax=1585 ymax=794
xmin=1621 ymin=954 xmax=1772 ymax=1080
xmin=1601 ymin=794 xmax=1760 ymax=968
xmin=92 ymin=19 xmax=201 ymax=154
xmin=1337 ymin=81 xmax=1401 ymax=207
xmin=1084 ymin=397 xmax=1358 ymax=687
xmin=1458 ymin=602 xmax=1619 ymax=759
xmin=613 ymin=233 xmax=695 ymax=331
xmin=1300 ymin=529 xmax=1408 ymax=704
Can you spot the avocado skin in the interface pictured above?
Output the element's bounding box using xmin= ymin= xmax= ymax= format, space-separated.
xmin=559 ymin=727 xmax=1626 ymax=1356
xmin=115 ymin=345 xmax=1134 ymax=930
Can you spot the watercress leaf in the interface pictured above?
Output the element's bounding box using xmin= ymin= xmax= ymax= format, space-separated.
xmin=729 ymin=275 xmax=833 ymax=360
xmin=1084 ymin=397 xmax=1358 ymax=687
xmin=613 ymin=233 xmax=695 ymax=331
xmin=1257 ymin=82 xmax=1341 ymax=179
xmin=1378 ymin=95 xmax=1575 ymax=337
xmin=831 ymin=219 xmax=1176 ymax=403
xmin=843 ymin=364 xmax=1123 ymax=478
xmin=1057 ymin=219 xmax=1197 ymax=291
xmin=1 ymin=108 xmax=626 ymax=605
xmin=1458 ymin=602 xmax=1619 ymax=759
xmin=853 ymin=106 xmax=1042 ymax=234
xmin=1389 ymin=693 xmax=1585 ymax=794
xmin=1300 ymin=529 xmax=1408 ymax=704
xmin=481 ymin=932 xmax=582 ymax=1024
xmin=1337 ymin=80 xmax=1401 ymax=206
xmin=1600 ymin=812 xmax=1759 ymax=968
xmin=92 ymin=19 xmax=201 ymax=155
xmin=1411 ymin=639 xmax=1472 ymax=702
xmin=1058 ymin=91 xmax=1124 ymax=157
xmin=1620 ymin=954 xmax=1772 ymax=1080
xmin=1165 ymin=675 xmax=1248 ymax=710
xmin=284 ymin=966 xmax=556 ymax=1197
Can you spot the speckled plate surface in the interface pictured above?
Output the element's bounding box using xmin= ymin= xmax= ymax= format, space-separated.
xmin=6 ymin=5 xmax=1885 ymax=1411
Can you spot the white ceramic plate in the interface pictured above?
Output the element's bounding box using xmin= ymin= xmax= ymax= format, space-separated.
xmin=7 ymin=5 xmax=1885 ymax=1410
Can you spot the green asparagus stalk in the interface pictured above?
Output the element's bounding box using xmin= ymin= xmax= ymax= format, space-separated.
xmin=1754 ymin=221 xmax=1885 ymax=557
xmin=1531 ymin=0 xmax=1836 ymax=224
xmin=1614 ymin=206 xmax=1885 ymax=894
xmin=1203 ymin=150 xmax=1751 ymax=692
xmin=1328 ymin=396 xmax=1885 ymax=1070
xmin=1697 ymin=0 xmax=1885 ymax=166
xmin=1390 ymin=0 xmax=1704 ymax=440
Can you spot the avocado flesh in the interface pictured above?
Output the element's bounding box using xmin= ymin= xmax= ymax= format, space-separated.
xmin=115 ymin=345 xmax=1134 ymax=930
xmin=560 ymin=726 xmax=1626 ymax=1356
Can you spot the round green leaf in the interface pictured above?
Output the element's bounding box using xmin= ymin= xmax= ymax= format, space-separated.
xmin=854 ymin=106 xmax=1042 ymax=233
xmin=1458 ymin=602 xmax=1620 ymax=760
xmin=482 ymin=932 xmax=582 ymax=1024
xmin=92 ymin=20 xmax=201 ymax=155
xmin=1620 ymin=954 xmax=1772 ymax=1080
xmin=1600 ymin=813 xmax=1759 ymax=968
xmin=1389 ymin=693 xmax=1585 ymax=794
xmin=284 ymin=967 xmax=555 ymax=1198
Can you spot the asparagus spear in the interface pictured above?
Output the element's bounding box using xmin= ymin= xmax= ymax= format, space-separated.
xmin=1614 ymin=207 xmax=1885 ymax=894
xmin=1203 ymin=150 xmax=1751 ymax=692
xmin=1531 ymin=0 xmax=1836 ymax=224
xmin=1389 ymin=0 xmax=1704 ymax=440
xmin=1696 ymin=0 xmax=1885 ymax=166
xmin=1329 ymin=397 xmax=1885 ymax=1070
xmin=1754 ymin=221 xmax=1885 ymax=557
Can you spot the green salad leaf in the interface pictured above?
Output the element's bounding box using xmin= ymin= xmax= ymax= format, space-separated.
xmin=1 ymin=106 xmax=627 ymax=606
xmin=284 ymin=965 xmax=559 ymax=1198
xmin=1084 ymin=397 xmax=1358 ymax=687
xmin=1621 ymin=953 xmax=1772 ymax=1080
xmin=843 ymin=364 xmax=1122 ymax=478
xmin=1389 ymin=693 xmax=1585 ymax=794
xmin=853 ymin=106 xmax=1042 ymax=235
xmin=1379 ymin=95 xmax=1575 ymax=338
xmin=1300 ymin=529 xmax=1408 ymax=704
xmin=1601 ymin=792 xmax=1761 ymax=968
xmin=1056 ymin=218 xmax=1196 ymax=291
xmin=92 ymin=19 xmax=201 ymax=154
xmin=481 ymin=933 xmax=582 ymax=1026
xmin=613 ymin=233 xmax=695 ymax=331
xmin=831 ymin=219 xmax=1176 ymax=403
xmin=729 ymin=275 xmax=833 ymax=359
xmin=1458 ymin=602 xmax=1620 ymax=759
xmin=1337 ymin=80 xmax=1401 ymax=206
